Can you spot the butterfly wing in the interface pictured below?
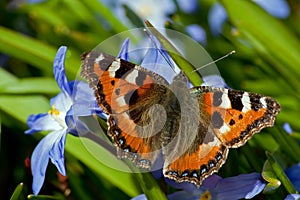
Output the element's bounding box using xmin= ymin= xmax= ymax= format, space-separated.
xmin=163 ymin=86 xmax=280 ymax=186
xmin=163 ymin=126 xmax=229 ymax=186
xmin=192 ymin=86 xmax=281 ymax=148
xmin=81 ymin=51 xmax=170 ymax=169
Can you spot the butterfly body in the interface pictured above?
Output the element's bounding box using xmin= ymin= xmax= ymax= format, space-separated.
xmin=81 ymin=51 xmax=280 ymax=186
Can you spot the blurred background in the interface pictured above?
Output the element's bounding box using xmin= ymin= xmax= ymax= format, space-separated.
xmin=1 ymin=0 xmax=300 ymax=199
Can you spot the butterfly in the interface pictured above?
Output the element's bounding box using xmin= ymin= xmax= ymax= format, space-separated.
xmin=80 ymin=51 xmax=280 ymax=186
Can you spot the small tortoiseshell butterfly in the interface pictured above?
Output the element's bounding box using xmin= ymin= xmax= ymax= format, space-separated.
xmin=81 ymin=51 xmax=280 ymax=186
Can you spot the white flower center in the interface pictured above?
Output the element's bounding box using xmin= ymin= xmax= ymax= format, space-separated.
xmin=48 ymin=105 xmax=67 ymax=128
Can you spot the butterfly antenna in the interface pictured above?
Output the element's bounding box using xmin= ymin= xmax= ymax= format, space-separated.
xmin=189 ymin=50 xmax=236 ymax=74
xmin=143 ymin=28 xmax=177 ymax=73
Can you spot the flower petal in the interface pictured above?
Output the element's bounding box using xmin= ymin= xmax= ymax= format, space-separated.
xmin=69 ymin=81 xmax=106 ymax=117
xmin=25 ymin=0 xmax=46 ymax=3
xmin=131 ymin=194 xmax=147 ymax=200
xmin=286 ymin=163 xmax=300 ymax=191
xmin=50 ymin=91 xmax=72 ymax=113
xmin=49 ymin=129 xmax=67 ymax=176
xmin=202 ymin=174 xmax=223 ymax=189
xmin=177 ymin=0 xmax=199 ymax=13
xmin=30 ymin=130 xmax=66 ymax=194
xmin=185 ymin=24 xmax=206 ymax=45
xmin=201 ymin=74 xmax=229 ymax=88
xmin=168 ymin=190 xmax=202 ymax=200
xmin=25 ymin=113 xmax=62 ymax=134
xmin=254 ymin=0 xmax=290 ymax=19
xmin=165 ymin=178 xmax=198 ymax=193
xmin=283 ymin=122 xmax=293 ymax=134
xmin=53 ymin=46 xmax=71 ymax=96
xmin=141 ymin=36 xmax=178 ymax=83
xmin=285 ymin=194 xmax=300 ymax=200
xmin=166 ymin=174 xmax=221 ymax=194
xmin=118 ymin=38 xmax=130 ymax=61
xmin=214 ymin=173 xmax=265 ymax=199
xmin=65 ymin=114 xmax=87 ymax=136
xmin=208 ymin=3 xmax=227 ymax=36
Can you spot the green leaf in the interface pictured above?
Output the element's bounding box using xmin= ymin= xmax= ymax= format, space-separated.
xmin=266 ymin=152 xmax=297 ymax=194
xmin=122 ymin=4 xmax=145 ymax=28
xmin=262 ymin=160 xmax=281 ymax=194
xmin=0 ymin=26 xmax=55 ymax=75
xmin=251 ymin=132 xmax=279 ymax=153
xmin=65 ymin=136 xmax=142 ymax=197
xmin=28 ymin=194 xmax=62 ymax=200
xmin=0 ymin=78 xmax=59 ymax=95
xmin=0 ymin=68 xmax=18 ymax=86
xmin=221 ymin=0 xmax=300 ymax=90
xmin=0 ymin=95 xmax=50 ymax=124
xmin=9 ymin=183 xmax=24 ymax=200
xmin=0 ymin=26 xmax=79 ymax=78
xmin=125 ymin=161 xmax=167 ymax=200
xmin=272 ymin=127 xmax=300 ymax=163
xmin=22 ymin=3 xmax=66 ymax=27
xmin=134 ymin=172 xmax=167 ymax=200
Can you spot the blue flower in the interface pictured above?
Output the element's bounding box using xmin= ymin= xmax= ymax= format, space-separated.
xmin=286 ymin=163 xmax=300 ymax=191
xmin=208 ymin=3 xmax=228 ymax=36
xmin=117 ymin=37 xmax=130 ymax=61
xmin=24 ymin=0 xmax=46 ymax=3
xmin=185 ymin=24 xmax=207 ymax=45
xmin=283 ymin=122 xmax=293 ymax=135
xmin=285 ymin=194 xmax=300 ymax=200
xmin=25 ymin=46 xmax=104 ymax=194
xmin=208 ymin=0 xmax=290 ymax=35
xmin=169 ymin=173 xmax=265 ymax=199
xmin=140 ymin=35 xmax=177 ymax=84
xmin=177 ymin=0 xmax=199 ymax=14
xmin=132 ymin=173 xmax=266 ymax=200
xmin=254 ymin=0 xmax=290 ymax=19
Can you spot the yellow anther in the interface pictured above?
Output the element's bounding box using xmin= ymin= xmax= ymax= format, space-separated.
xmin=48 ymin=105 xmax=60 ymax=115
xmin=200 ymin=190 xmax=211 ymax=200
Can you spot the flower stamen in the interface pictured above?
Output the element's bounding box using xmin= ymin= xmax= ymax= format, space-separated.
xmin=48 ymin=105 xmax=60 ymax=115
xmin=200 ymin=190 xmax=211 ymax=200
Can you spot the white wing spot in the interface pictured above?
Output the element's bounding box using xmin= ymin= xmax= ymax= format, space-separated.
xmin=219 ymin=123 xmax=230 ymax=134
xmin=260 ymin=97 xmax=267 ymax=108
xmin=108 ymin=60 xmax=121 ymax=77
xmin=125 ymin=70 xmax=139 ymax=84
xmin=220 ymin=93 xmax=231 ymax=108
xmin=241 ymin=92 xmax=251 ymax=112
xmin=95 ymin=54 xmax=105 ymax=63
